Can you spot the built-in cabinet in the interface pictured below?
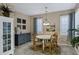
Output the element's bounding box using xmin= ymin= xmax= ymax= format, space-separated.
xmin=0 ymin=16 xmax=14 ymax=55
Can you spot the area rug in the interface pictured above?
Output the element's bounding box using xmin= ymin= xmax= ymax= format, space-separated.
xmin=29 ymin=45 xmax=61 ymax=55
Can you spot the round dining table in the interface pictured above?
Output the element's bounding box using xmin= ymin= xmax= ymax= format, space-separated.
xmin=36 ymin=34 xmax=51 ymax=51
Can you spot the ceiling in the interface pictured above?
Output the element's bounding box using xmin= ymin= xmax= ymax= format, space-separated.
xmin=11 ymin=3 xmax=76 ymax=16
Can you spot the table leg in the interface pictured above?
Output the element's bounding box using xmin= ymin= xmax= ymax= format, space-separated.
xmin=42 ymin=40 xmax=45 ymax=52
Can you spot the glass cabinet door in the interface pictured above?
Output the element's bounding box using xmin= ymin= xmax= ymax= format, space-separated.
xmin=3 ymin=22 xmax=11 ymax=52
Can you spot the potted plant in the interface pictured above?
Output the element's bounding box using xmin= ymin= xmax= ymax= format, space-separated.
xmin=71 ymin=36 xmax=79 ymax=47
xmin=0 ymin=3 xmax=12 ymax=17
xmin=71 ymin=36 xmax=79 ymax=55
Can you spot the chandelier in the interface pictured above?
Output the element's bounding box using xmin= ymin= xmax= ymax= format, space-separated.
xmin=43 ymin=7 xmax=50 ymax=26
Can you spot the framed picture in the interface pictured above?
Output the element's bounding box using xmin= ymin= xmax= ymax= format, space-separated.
xmin=22 ymin=19 xmax=26 ymax=24
xmin=17 ymin=18 xmax=21 ymax=23
xmin=17 ymin=25 xmax=21 ymax=29
xmin=22 ymin=25 xmax=26 ymax=30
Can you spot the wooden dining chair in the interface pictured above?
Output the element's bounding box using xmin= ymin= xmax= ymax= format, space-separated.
xmin=51 ymin=31 xmax=58 ymax=51
xmin=32 ymin=34 xmax=36 ymax=50
xmin=32 ymin=34 xmax=42 ymax=50
xmin=44 ymin=31 xmax=58 ymax=54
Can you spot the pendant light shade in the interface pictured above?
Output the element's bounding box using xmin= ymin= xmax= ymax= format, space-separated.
xmin=43 ymin=20 xmax=50 ymax=25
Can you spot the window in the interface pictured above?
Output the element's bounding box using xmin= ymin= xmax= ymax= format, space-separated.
xmin=75 ymin=10 xmax=79 ymax=29
xmin=60 ymin=15 xmax=69 ymax=35
xmin=75 ymin=9 xmax=79 ymax=36
xmin=36 ymin=18 xmax=43 ymax=33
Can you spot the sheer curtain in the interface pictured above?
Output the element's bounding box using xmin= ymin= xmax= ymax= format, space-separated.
xmin=35 ymin=18 xmax=43 ymax=34
xmin=75 ymin=10 xmax=79 ymax=37
xmin=60 ymin=15 xmax=69 ymax=36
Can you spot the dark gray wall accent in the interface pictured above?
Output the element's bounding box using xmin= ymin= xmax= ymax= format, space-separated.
xmin=68 ymin=12 xmax=75 ymax=40
xmin=33 ymin=18 xmax=37 ymax=34
xmin=15 ymin=33 xmax=31 ymax=46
